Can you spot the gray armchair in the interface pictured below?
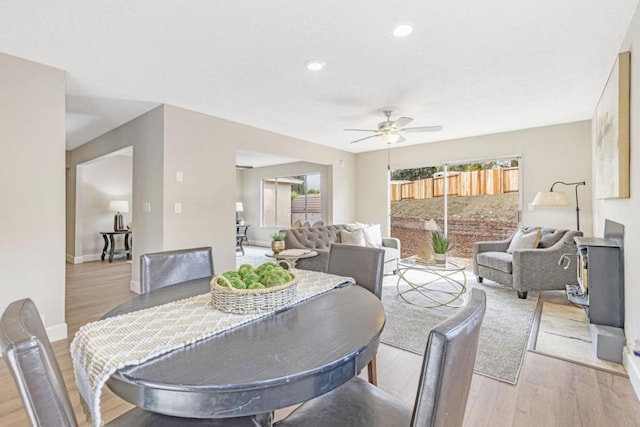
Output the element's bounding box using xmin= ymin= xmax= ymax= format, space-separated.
xmin=473 ymin=226 xmax=582 ymax=299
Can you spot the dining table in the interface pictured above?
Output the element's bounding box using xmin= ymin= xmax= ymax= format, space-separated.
xmin=99 ymin=274 xmax=386 ymax=425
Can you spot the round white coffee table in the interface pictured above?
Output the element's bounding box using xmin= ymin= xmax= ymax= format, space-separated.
xmin=266 ymin=249 xmax=318 ymax=268
xmin=396 ymin=257 xmax=467 ymax=308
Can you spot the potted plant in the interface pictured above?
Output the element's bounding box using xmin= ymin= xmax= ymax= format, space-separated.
xmin=271 ymin=232 xmax=286 ymax=254
xmin=431 ymin=232 xmax=451 ymax=264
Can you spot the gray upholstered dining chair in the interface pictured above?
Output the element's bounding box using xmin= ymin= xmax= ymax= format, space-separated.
xmin=275 ymin=288 xmax=487 ymax=427
xmin=0 ymin=298 xmax=270 ymax=427
xmin=140 ymin=247 xmax=214 ymax=294
xmin=326 ymin=243 xmax=385 ymax=385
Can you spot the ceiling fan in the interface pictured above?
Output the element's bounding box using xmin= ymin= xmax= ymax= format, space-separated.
xmin=344 ymin=110 xmax=442 ymax=144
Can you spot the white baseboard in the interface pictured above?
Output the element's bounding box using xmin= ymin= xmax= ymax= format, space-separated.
xmin=66 ymin=254 xmax=83 ymax=264
xmin=83 ymin=253 xmax=103 ymax=262
xmin=65 ymin=253 xmax=104 ymax=263
xmin=130 ymin=280 xmax=140 ymax=294
xmin=47 ymin=322 xmax=68 ymax=342
xmin=623 ymin=346 xmax=640 ymax=401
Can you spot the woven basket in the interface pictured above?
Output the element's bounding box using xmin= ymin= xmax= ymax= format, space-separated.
xmin=210 ymin=261 xmax=298 ymax=314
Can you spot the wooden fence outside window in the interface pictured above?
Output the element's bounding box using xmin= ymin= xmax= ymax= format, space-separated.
xmin=391 ymin=167 xmax=519 ymax=202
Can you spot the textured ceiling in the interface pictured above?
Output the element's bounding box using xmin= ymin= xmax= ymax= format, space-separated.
xmin=0 ymin=0 xmax=637 ymax=153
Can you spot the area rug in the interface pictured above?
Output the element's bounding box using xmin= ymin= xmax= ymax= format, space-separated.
xmin=380 ymin=274 xmax=539 ymax=384
xmin=531 ymin=301 xmax=626 ymax=375
xmin=236 ymin=245 xmax=270 ymax=268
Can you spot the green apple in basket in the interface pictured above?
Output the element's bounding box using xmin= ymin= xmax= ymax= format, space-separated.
xmin=243 ymin=273 xmax=261 ymax=287
xmin=216 ymin=271 xmax=247 ymax=289
xmin=255 ymin=262 xmax=278 ymax=278
xmin=237 ymin=264 xmax=254 ymax=278
xmin=261 ymin=269 xmax=292 ymax=287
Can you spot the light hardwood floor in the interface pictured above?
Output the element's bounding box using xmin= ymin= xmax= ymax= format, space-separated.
xmin=1 ymin=260 xmax=639 ymax=426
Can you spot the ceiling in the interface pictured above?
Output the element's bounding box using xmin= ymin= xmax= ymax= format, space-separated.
xmin=1 ymin=1 xmax=637 ymax=153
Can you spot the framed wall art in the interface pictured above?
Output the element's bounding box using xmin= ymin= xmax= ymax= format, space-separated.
xmin=595 ymin=51 xmax=630 ymax=199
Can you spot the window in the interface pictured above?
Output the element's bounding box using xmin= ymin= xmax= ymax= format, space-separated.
xmin=262 ymin=174 xmax=322 ymax=227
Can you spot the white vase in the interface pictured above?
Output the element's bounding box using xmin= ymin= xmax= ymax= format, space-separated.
xmin=434 ymin=253 xmax=447 ymax=264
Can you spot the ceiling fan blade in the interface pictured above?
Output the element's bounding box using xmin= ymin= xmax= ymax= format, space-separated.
xmin=396 ymin=135 xmax=407 ymax=143
xmin=343 ymin=128 xmax=378 ymax=132
xmin=403 ymin=125 xmax=443 ymax=132
xmin=349 ymin=133 xmax=381 ymax=144
xmin=393 ymin=117 xmax=413 ymax=129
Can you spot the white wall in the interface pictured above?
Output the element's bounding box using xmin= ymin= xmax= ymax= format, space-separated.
xmin=80 ymin=155 xmax=133 ymax=259
xmin=0 ymin=52 xmax=66 ymax=340
xmin=593 ymin=5 xmax=640 ymax=362
xmin=241 ymin=162 xmax=331 ymax=245
xmin=237 ymin=133 xmax=356 ymax=226
xmin=67 ymin=105 xmax=355 ymax=286
xmin=68 ymin=106 xmax=165 ymax=290
xmin=163 ymin=105 xmax=237 ymax=274
xmin=355 ymin=121 xmax=593 ymax=237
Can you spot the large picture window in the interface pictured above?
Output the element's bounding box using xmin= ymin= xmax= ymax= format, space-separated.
xmin=262 ymin=174 xmax=322 ymax=227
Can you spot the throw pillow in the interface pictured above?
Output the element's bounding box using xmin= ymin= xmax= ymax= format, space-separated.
xmin=506 ymin=228 xmax=541 ymax=254
xmin=340 ymin=229 xmax=366 ymax=247
xmin=537 ymin=229 xmax=566 ymax=248
xmin=362 ymin=224 xmax=383 ymax=248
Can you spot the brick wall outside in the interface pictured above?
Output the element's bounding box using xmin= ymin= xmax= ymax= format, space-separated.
xmin=391 ymin=217 xmax=517 ymax=259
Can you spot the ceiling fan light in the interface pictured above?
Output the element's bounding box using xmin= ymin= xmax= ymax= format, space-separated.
xmin=392 ymin=24 xmax=413 ymax=37
xmin=379 ymin=132 xmax=401 ymax=144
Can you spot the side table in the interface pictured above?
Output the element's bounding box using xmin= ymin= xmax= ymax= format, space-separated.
xmin=396 ymin=257 xmax=467 ymax=308
xmin=100 ymin=231 xmax=132 ymax=263
xmin=266 ymin=249 xmax=318 ymax=268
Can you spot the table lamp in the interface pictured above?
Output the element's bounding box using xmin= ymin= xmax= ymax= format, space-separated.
xmin=109 ymin=200 xmax=129 ymax=231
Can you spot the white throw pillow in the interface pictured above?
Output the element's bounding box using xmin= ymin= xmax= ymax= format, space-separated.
xmin=506 ymin=228 xmax=541 ymax=254
xmin=362 ymin=224 xmax=383 ymax=248
xmin=340 ymin=229 xmax=366 ymax=247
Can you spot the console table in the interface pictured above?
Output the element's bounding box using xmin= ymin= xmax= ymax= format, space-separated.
xmin=100 ymin=231 xmax=132 ymax=263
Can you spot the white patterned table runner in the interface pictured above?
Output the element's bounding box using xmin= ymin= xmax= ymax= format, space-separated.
xmin=71 ymin=270 xmax=353 ymax=427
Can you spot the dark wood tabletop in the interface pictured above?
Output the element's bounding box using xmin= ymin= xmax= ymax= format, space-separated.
xmin=101 ymin=277 xmax=385 ymax=421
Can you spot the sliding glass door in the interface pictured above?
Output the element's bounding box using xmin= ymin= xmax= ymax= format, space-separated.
xmin=390 ymin=157 xmax=521 ymax=267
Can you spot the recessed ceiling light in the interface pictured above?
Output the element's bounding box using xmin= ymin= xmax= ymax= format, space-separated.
xmin=392 ymin=24 xmax=413 ymax=37
xmin=305 ymin=60 xmax=325 ymax=71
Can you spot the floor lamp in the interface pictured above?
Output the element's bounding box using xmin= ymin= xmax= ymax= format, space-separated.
xmin=532 ymin=181 xmax=586 ymax=230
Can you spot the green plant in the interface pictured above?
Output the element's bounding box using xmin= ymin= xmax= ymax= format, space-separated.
xmin=431 ymin=232 xmax=451 ymax=254
xmin=271 ymin=232 xmax=286 ymax=241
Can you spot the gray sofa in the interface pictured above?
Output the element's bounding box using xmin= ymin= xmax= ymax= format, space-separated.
xmin=473 ymin=226 xmax=583 ymax=299
xmin=282 ymin=224 xmax=400 ymax=274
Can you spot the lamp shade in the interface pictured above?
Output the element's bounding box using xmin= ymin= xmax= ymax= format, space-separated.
xmin=235 ymin=202 xmax=244 ymax=212
xmin=532 ymin=191 xmax=569 ymax=206
xmin=109 ymin=200 xmax=130 ymax=213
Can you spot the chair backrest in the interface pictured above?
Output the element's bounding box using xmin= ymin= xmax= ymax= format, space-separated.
xmin=0 ymin=299 xmax=78 ymax=427
xmin=411 ymin=288 xmax=487 ymax=427
xmin=326 ymin=244 xmax=384 ymax=298
xmin=140 ymin=247 xmax=214 ymax=294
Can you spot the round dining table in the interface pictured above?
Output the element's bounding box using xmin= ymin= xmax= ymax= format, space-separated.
xmin=102 ymin=277 xmax=385 ymax=425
